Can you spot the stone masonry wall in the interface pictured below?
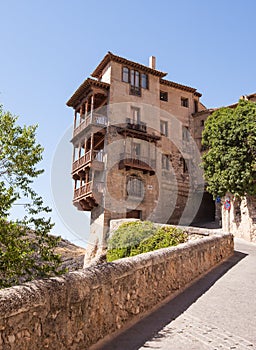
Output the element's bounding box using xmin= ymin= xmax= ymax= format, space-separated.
xmin=0 ymin=232 xmax=233 ymax=350
xmin=222 ymin=195 xmax=256 ymax=242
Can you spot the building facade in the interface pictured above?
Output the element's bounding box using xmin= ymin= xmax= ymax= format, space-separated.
xmin=67 ymin=52 xmax=215 ymax=258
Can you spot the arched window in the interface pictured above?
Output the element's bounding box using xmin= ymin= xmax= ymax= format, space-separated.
xmin=127 ymin=175 xmax=144 ymax=198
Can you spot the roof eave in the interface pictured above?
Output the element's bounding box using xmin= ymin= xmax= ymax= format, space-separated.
xmin=91 ymin=52 xmax=167 ymax=79
xmin=160 ymin=78 xmax=201 ymax=96
xmin=66 ymin=78 xmax=110 ymax=108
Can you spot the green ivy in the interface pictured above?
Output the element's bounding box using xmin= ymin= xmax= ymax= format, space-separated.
xmin=202 ymin=100 xmax=256 ymax=198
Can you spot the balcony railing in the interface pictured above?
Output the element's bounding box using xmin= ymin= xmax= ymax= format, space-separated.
xmin=72 ymin=149 xmax=104 ymax=173
xmin=119 ymin=152 xmax=156 ymax=174
xmin=130 ymin=85 xmax=141 ymax=96
xmin=126 ymin=118 xmax=147 ymax=133
xmin=73 ymin=181 xmax=104 ymax=200
xmin=73 ymin=112 xmax=107 ymax=138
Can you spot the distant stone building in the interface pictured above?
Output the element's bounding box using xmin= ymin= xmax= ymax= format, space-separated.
xmin=69 ymin=53 xmax=255 ymax=259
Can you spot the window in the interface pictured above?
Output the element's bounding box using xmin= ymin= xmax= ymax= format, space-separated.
xmin=162 ymin=154 xmax=170 ymax=170
xmin=131 ymin=107 xmax=140 ymax=124
xmin=122 ymin=67 xmax=148 ymax=95
xmin=180 ymin=157 xmax=188 ymax=173
xmin=122 ymin=67 xmax=129 ymax=82
xmin=127 ymin=175 xmax=144 ymax=198
xmin=141 ymin=73 xmax=148 ymax=89
xmin=182 ymin=126 xmax=189 ymax=141
xmin=160 ymin=120 xmax=168 ymax=136
xmin=200 ymin=120 xmax=205 ymax=127
xmin=181 ymin=97 xmax=189 ymax=108
xmin=73 ymin=146 xmax=79 ymax=161
xmin=194 ymin=100 xmax=198 ymax=113
xmin=130 ymin=70 xmax=140 ymax=87
xmin=160 ymin=91 xmax=168 ymax=102
xmin=133 ymin=143 xmax=141 ymax=157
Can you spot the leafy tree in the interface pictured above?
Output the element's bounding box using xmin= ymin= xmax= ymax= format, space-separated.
xmin=0 ymin=105 xmax=64 ymax=288
xmin=202 ymin=99 xmax=256 ymax=198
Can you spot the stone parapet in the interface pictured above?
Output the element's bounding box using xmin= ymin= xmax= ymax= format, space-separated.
xmin=0 ymin=232 xmax=233 ymax=349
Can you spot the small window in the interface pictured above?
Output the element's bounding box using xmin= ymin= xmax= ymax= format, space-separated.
xmin=133 ymin=143 xmax=141 ymax=157
xmin=122 ymin=67 xmax=129 ymax=82
xmin=160 ymin=91 xmax=168 ymax=102
xmin=180 ymin=157 xmax=188 ymax=173
xmin=141 ymin=73 xmax=148 ymax=89
xmin=182 ymin=126 xmax=189 ymax=141
xmin=160 ymin=120 xmax=168 ymax=136
xmin=162 ymin=154 xmax=170 ymax=170
xmin=131 ymin=107 xmax=140 ymax=124
xmin=130 ymin=70 xmax=140 ymax=87
xmin=201 ymin=120 xmax=205 ymax=127
xmin=194 ymin=100 xmax=198 ymax=113
xmin=181 ymin=97 xmax=189 ymax=108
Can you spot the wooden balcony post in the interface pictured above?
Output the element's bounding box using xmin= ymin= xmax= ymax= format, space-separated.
xmin=72 ymin=146 xmax=76 ymax=162
xmin=78 ymin=143 xmax=81 ymax=159
xmin=80 ymin=175 xmax=83 ymax=189
xmin=80 ymin=106 xmax=83 ymax=124
xmin=91 ymin=94 xmax=94 ymax=123
xmin=74 ymin=111 xmax=77 ymax=130
xmin=85 ymin=170 xmax=89 ymax=184
xmin=86 ymin=99 xmax=88 ymax=115
xmin=90 ymin=133 xmax=94 ymax=161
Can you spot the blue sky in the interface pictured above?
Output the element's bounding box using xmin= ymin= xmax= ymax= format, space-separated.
xmin=1 ymin=0 xmax=256 ymax=246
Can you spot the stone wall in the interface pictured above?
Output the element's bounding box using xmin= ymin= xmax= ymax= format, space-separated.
xmin=222 ymin=195 xmax=256 ymax=242
xmin=0 ymin=232 xmax=233 ymax=350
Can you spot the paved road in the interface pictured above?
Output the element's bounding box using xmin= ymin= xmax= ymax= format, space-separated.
xmin=99 ymin=238 xmax=256 ymax=350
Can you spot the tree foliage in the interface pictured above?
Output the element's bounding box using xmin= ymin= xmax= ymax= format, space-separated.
xmin=0 ymin=105 xmax=64 ymax=288
xmin=106 ymin=221 xmax=187 ymax=262
xmin=202 ymin=100 xmax=256 ymax=198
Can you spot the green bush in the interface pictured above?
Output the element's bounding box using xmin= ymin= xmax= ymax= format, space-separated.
xmin=106 ymin=221 xmax=187 ymax=262
xmin=107 ymin=221 xmax=155 ymax=261
xmin=132 ymin=226 xmax=187 ymax=256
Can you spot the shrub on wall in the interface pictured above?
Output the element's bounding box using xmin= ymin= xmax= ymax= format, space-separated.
xmin=107 ymin=221 xmax=155 ymax=261
xmin=107 ymin=221 xmax=188 ymax=262
xmin=131 ymin=226 xmax=187 ymax=256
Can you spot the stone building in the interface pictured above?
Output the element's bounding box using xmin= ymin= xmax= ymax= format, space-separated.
xmin=66 ymin=52 xmax=216 ymax=258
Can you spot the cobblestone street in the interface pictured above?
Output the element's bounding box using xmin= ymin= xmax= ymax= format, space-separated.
xmin=99 ymin=238 xmax=256 ymax=350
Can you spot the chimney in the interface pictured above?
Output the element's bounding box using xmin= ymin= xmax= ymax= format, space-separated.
xmin=149 ymin=56 xmax=156 ymax=70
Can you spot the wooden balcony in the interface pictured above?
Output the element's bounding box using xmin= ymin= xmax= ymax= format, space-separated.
xmin=72 ymin=149 xmax=104 ymax=175
xmin=126 ymin=119 xmax=147 ymax=133
xmin=73 ymin=113 xmax=107 ymax=138
xmin=73 ymin=181 xmax=104 ymax=211
xmin=116 ymin=120 xmax=160 ymax=142
xmin=119 ymin=153 xmax=156 ymax=175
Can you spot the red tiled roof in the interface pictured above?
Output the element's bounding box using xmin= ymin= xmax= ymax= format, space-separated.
xmin=160 ymin=78 xmax=202 ymax=97
xmin=66 ymin=78 xmax=110 ymax=108
xmin=91 ymin=52 xmax=167 ymax=78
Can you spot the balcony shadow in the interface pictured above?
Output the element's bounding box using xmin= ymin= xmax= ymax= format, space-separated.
xmin=98 ymin=250 xmax=247 ymax=350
